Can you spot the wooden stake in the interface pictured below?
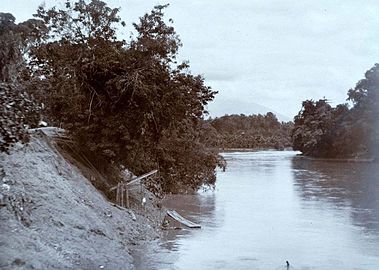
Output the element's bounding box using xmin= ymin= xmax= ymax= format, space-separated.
xmin=126 ymin=188 xmax=129 ymax=208
xmin=121 ymin=184 xmax=124 ymax=207
xmin=116 ymin=183 xmax=120 ymax=205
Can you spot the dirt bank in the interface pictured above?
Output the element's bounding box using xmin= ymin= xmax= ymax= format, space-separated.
xmin=0 ymin=131 xmax=164 ymax=269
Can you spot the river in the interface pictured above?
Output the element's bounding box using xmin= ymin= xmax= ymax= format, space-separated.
xmin=132 ymin=151 xmax=379 ymax=270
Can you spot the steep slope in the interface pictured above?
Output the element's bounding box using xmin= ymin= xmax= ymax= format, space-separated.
xmin=0 ymin=131 xmax=162 ymax=270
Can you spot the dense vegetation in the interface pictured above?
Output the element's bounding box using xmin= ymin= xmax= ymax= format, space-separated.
xmin=292 ymin=64 xmax=379 ymax=158
xmin=201 ymin=112 xmax=293 ymax=150
xmin=1 ymin=1 xmax=221 ymax=193
xmin=0 ymin=13 xmax=42 ymax=152
xmin=3 ymin=0 xmax=376 ymax=195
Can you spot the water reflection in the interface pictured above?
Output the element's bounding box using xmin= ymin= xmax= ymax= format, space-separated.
xmin=132 ymin=151 xmax=379 ymax=270
xmin=160 ymin=192 xmax=220 ymax=249
xmin=291 ymin=158 xmax=379 ymax=234
xmin=132 ymin=191 xmax=221 ymax=270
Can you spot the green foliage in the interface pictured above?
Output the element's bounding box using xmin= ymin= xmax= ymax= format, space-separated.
xmin=292 ymin=64 xmax=379 ymax=158
xmin=201 ymin=113 xmax=293 ymax=150
xmin=29 ymin=0 xmax=218 ymax=192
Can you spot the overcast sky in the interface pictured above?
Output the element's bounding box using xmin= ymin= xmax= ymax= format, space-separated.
xmin=3 ymin=0 xmax=379 ymax=120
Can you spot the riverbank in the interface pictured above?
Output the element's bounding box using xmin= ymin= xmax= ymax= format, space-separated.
xmin=209 ymin=147 xmax=293 ymax=153
xmin=0 ymin=131 xmax=164 ymax=269
xmin=294 ymin=155 xmax=376 ymax=163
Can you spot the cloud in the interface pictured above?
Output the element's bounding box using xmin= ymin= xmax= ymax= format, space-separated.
xmin=204 ymin=71 xmax=239 ymax=82
xmin=5 ymin=0 xmax=379 ymax=118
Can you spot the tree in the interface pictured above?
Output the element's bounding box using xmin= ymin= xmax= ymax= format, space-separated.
xmin=0 ymin=12 xmax=19 ymax=82
xmin=29 ymin=0 xmax=218 ymax=192
xmin=346 ymin=64 xmax=379 ymax=157
xmin=0 ymin=13 xmax=42 ymax=152
xmin=292 ymin=64 xmax=379 ymax=158
xmin=292 ymin=99 xmax=335 ymax=156
xmin=0 ymin=12 xmax=46 ymax=82
xmin=201 ymin=113 xmax=293 ymax=150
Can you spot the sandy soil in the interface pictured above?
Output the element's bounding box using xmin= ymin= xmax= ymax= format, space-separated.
xmin=0 ymin=131 xmax=164 ymax=270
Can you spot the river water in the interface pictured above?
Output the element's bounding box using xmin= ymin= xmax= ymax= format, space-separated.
xmin=132 ymin=151 xmax=379 ymax=270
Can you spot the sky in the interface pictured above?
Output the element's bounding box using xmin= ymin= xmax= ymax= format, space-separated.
xmin=3 ymin=0 xmax=379 ymax=120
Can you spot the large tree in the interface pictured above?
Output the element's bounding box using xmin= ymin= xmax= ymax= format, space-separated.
xmin=292 ymin=64 xmax=379 ymax=158
xmin=29 ymin=0 xmax=218 ymax=192
xmin=346 ymin=64 xmax=379 ymax=157
xmin=0 ymin=13 xmax=43 ymax=152
xmin=292 ymin=99 xmax=335 ymax=156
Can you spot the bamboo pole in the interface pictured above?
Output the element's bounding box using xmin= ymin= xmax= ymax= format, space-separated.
xmin=119 ymin=183 xmax=122 ymax=206
xmin=109 ymin=169 xmax=158 ymax=191
xmin=121 ymin=184 xmax=124 ymax=207
xmin=126 ymin=188 xmax=129 ymax=208
xmin=116 ymin=183 xmax=120 ymax=205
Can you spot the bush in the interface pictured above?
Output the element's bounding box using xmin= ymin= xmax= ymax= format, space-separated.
xmin=0 ymin=83 xmax=41 ymax=152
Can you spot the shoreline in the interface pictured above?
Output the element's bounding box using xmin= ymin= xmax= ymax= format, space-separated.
xmin=210 ymin=147 xmax=293 ymax=152
xmin=211 ymin=147 xmax=376 ymax=163
xmin=294 ymin=155 xmax=376 ymax=163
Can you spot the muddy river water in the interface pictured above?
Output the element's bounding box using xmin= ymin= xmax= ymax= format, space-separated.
xmin=132 ymin=151 xmax=379 ymax=269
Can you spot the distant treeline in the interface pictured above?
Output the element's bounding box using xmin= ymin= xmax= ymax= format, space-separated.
xmin=201 ymin=112 xmax=293 ymax=150
xmin=292 ymin=64 xmax=379 ymax=159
